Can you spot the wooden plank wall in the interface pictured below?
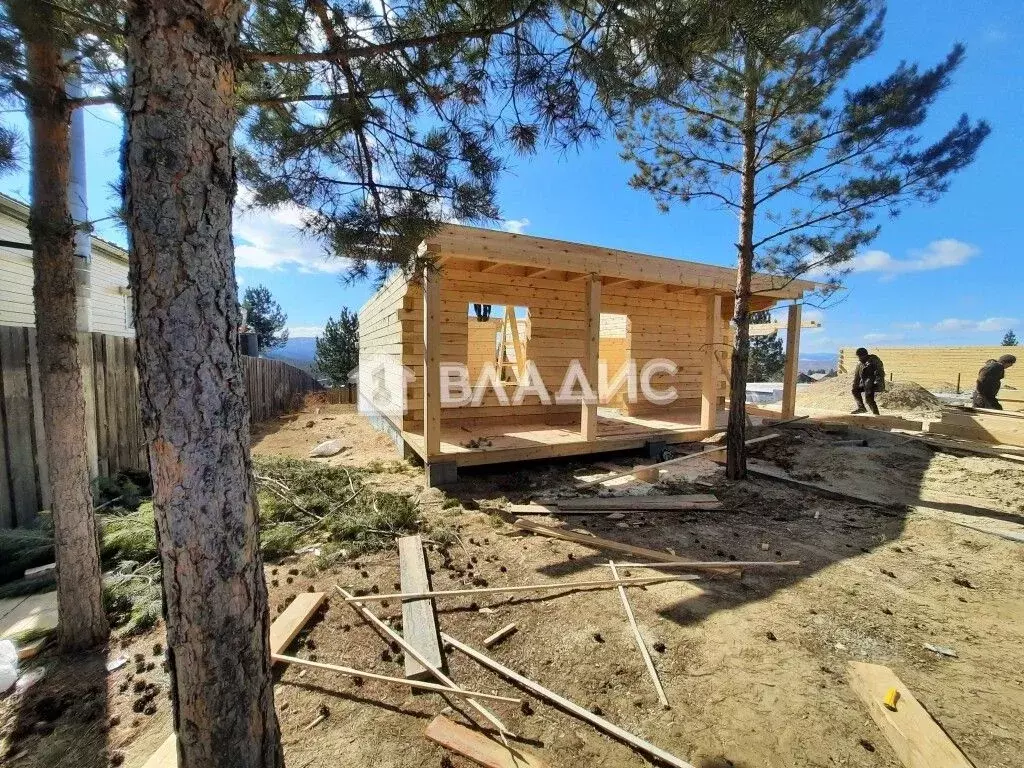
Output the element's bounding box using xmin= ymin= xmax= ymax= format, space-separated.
xmin=0 ymin=325 xmax=320 ymax=529
xmin=357 ymin=271 xmax=412 ymax=431
xmin=838 ymin=346 xmax=1023 ymax=394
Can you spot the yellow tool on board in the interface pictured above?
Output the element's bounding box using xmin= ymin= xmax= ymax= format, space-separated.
xmin=883 ymin=687 xmax=900 ymax=711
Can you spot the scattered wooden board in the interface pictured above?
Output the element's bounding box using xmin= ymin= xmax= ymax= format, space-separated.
xmin=398 ymin=534 xmax=445 ymax=681
xmin=483 ymin=623 xmax=517 ymax=649
xmin=545 ymin=494 xmax=721 ymax=511
xmin=610 ymin=561 xmax=668 ymax=708
xmin=443 ymin=633 xmax=696 ymax=768
xmin=142 ymin=592 xmax=327 ymax=768
xmin=848 ymin=662 xmax=975 ymax=768
xmin=887 ymin=430 xmax=1024 ymax=464
xmin=339 ymin=573 xmax=698 ymax=603
xmin=425 ymin=715 xmax=548 ymax=768
xmin=576 ymin=432 xmax=782 ymax=488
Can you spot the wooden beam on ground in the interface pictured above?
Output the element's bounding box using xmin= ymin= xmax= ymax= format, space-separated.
xmin=549 ymin=494 xmax=720 ymax=511
xmin=442 ymin=632 xmax=697 ymax=768
xmin=847 ymin=662 xmax=974 ymax=768
xmin=609 ymin=561 xmax=669 ymax=708
xmin=582 ymin=273 xmax=601 ymax=441
xmin=425 ymin=715 xmax=548 ymax=768
xmin=781 ymin=304 xmax=802 ymax=419
xmin=335 ymin=586 xmax=513 ymax=738
xmin=272 ymin=654 xmax=520 ymax=703
xmin=886 ymin=430 xmax=1024 ymax=464
xmin=515 ymin=519 xmax=800 ymax=570
xmin=700 ymin=294 xmax=722 ymax=430
xmin=576 ymin=432 xmax=782 ymax=488
xmin=746 ymin=463 xmax=895 ymax=508
xmin=142 ymin=592 xmax=328 ymax=768
xmin=423 ymin=267 xmax=442 ymax=457
xmin=398 ymin=535 xmax=445 ymax=681
xmin=339 ymin=574 xmax=697 ymax=604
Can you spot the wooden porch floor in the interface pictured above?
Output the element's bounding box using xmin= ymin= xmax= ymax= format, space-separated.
xmin=403 ymin=406 xmax=727 ymax=467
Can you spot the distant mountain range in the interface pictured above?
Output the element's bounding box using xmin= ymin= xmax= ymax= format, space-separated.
xmin=265 ymin=336 xmax=318 ymax=372
xmin=266 ymin=337 xmax=839 ymax=376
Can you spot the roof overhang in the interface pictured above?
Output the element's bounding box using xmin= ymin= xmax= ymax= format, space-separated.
xmin=423 ymin=224 xmax=820 ymax=300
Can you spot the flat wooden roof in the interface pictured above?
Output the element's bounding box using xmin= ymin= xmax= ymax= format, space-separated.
xmin=424 ymin=224 xmax=818 ymax=299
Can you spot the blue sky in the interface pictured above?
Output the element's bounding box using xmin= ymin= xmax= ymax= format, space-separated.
xmin=2 ymin=1 xmax=1022 ymax=353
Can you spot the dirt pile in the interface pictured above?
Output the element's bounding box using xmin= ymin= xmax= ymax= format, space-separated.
xmin=796 ymin=374 xmax=943 ymax=414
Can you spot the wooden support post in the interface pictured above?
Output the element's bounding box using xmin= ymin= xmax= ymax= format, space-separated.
xmin=582 ymin=273 xmax=601 ymax=441
xmin=781 ymin=303 xmax=802 ymax=419
xmin=423 ymin=266 xmax=442 ymax=458
xmin=398 ymin=534 xmax=445 ymax=681
xmin=700 ymin=294 xmax=722 ymax=430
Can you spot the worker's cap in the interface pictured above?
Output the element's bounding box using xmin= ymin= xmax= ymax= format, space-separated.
xmin=855 ymin=347 xmax=868 ymax=356
xmin=998 ymin=354 xmax=1017 ymax=365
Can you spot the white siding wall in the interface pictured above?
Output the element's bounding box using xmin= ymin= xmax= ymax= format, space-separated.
xmin=0 ymin=202 xmax=133 ymax=337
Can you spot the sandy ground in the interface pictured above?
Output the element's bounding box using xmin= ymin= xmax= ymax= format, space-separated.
xmin=3 ymin=411 xmax=1023 ymax=768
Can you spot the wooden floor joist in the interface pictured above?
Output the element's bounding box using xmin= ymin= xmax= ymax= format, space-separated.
xmin=398 ymin=534 xmax=445 ymax=680
xmin=442 ymin=632 xmax=696 ymax=768
xmin=142 ymin=592 xmax=327 ymax=768
xmin=848 ymin=662 xmax=974 ymax=768
xmin=425 ymin=715 xmax=548 ymax=768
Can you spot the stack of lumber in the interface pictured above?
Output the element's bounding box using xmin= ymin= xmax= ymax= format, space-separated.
xmin=930 ymin=407 xmax=1024 ymax=447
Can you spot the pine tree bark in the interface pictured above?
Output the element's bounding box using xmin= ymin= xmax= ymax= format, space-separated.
xmin=124 ymin=2 xmax=282 ymax=766
xmin=21 ymin=0 xmax=110 ymax=650
xmin=726 ymin=47 xmax=760 ymax=481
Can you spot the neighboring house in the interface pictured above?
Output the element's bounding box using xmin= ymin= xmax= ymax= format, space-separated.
xmin=0 ymin=193 xmax=133 ymax=337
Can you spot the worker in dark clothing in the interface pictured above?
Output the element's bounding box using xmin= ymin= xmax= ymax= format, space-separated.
xmin=851 ymin=347 xmax=885 ymax=415
xmin=972 ymin=354 xmax=1016 ymax=409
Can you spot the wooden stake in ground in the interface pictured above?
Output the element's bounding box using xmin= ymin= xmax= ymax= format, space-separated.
xmin=576 ymin=432 xmax=782 ymax=488
xmin=847 ymin=662 xmax=974 ymax=768
xmin=442 ymin=632 xmax=696 ymax=768
xmin=425 ymin=715 xmax=548 ymax=768
xmin=335 ymin=586 xmax=514 ymax=739
xmin=338 ymin=574 xmax=699 ymax=604
xmin=270 ymin=654 xmax=520 ymax=703
xmin=609 ymin=561 xmax=669 ymax=708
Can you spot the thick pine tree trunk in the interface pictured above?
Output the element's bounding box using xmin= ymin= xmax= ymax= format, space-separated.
xmin=23 ymin=1 xmax=109 ymax=650
xmin=726 ymin=51 xmax=760 ymax=481
xmin=124 ymin=3 xmax=282 ymax=766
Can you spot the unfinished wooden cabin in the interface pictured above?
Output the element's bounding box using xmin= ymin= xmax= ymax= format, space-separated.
xmin=358 ymin=225 xmax=816 ymax=484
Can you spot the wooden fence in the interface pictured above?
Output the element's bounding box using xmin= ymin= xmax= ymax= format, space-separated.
xmin=0 ymin=325 xmax=320 ymax=529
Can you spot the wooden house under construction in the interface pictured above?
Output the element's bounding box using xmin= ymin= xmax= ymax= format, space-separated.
xmin=358 ymin=225 xmax=817 ymax=484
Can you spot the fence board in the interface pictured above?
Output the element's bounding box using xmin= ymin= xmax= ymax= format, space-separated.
xmin=0 ymin=326 xmax=39 ymax=524
xmin=0 ymin=323 xmax=320 ymax=528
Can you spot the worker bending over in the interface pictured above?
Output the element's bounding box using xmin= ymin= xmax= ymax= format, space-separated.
xmin=972 ymin=354 xmax=1016 ymax=409
xmin=851 ymin=347 xmax=885 ymax=415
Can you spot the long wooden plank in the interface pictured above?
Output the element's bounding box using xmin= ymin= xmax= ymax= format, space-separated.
xmin=847 ymin=662 xmax=974 ymax=768
xmin=143 ymin=592 xmax=327 ymax=768
xmin=425 ymin=715 xmax=548 ymax=768
xmin=508 ymin=503 xmax=713 ymax=516
xmin=699 ymin=294 xmax=721 ymax=429
xmin=341 ymin=573 xmax=698 ymax=603
xmin=551 ymin=494 xmax=719 ymax=510
xmin=515 ymin=517 xmax=706 ymax=564
xmin=442 ymin=632 xmax=697 ymax=768
xmin=398 ymin=534 xmax=445 ymax=680
xmin=609 ymin=561 xmax=668 ymax=707
xmin=781 ymin=304 xmax=801 ymax=419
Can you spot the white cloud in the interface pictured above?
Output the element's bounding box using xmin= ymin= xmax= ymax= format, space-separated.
xmin=287 ymin=326 xmax=324 ymax=338
xmin=234 ymin=187 xmax=351 ymax=274
xmin=933 ymin=317 xmax=1019 ymax=333
xmin=847 ymin=239 xmax=979 ymax=279
xmin=864 ymin=331 xmax=905 ymax=343
xmin=894 ymin=321 xmax=923 ymax=330
xmin=500 ymin=218 xmax=530 ymax=235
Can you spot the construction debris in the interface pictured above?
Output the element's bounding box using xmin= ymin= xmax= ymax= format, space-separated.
xmin=609 ymin=561 xmax=669 ymax=708
xmin=425 ymin=715 xmax=548 ymax=768
xmin=482 ymin=623 xmax=517 ymax=649
xmin=397 ymin=534 xmax=445 ymax=681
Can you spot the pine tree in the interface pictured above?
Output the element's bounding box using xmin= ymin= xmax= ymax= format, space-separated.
xmin=617 ymin=0 xmax=989 ymax=478
xmin=0 ymin=0 xmax=122 ymax=650
xmin=1002 ymin=329 xmax=1018 ymax=347
xmin=243 ymin=284 xmax=288 ymax=352
xmin=748 ymin=309 xmax=786 ymax=381
xmin=122 ymin=2 xmax=640 ymax=765
xmin=315 ymin=308 xmax=359 ymax=386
